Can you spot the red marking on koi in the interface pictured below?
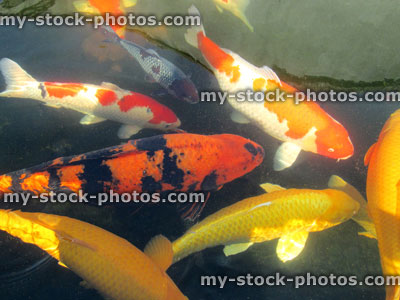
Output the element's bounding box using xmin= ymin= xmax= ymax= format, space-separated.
xmin=44 ymin=83 xmax=87 ymax=99
xmin=96 ymin=89 xmax=118 ymax=106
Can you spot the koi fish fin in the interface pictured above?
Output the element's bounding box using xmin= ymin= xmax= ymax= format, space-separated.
xmin=273 ymin=142 xmax=302 ymax=171
xmin=231 ymin=1 xmax=254 ymax=32
xmin=215 ymin=4 xmax=223 ymax=13
xmin=364 ymin=142 xmax=377 ymax=166
xmin=259 ymin=182 xmax=286 ymax=193
xmin=185 ymin=5 xmax=205 ymax=48
xmin=276 ymin=231 xmax=309 ymax=262
xmin=223 ymin=242 xmax=254 ymax=257
xmin=117 ymin=125 xmax=142 ymax=139
xmin=358 ymin=231 xmax=377 ymax=239
xmin=144 ymin=235 xmax=173 ymax=271
xmin=0 ymin=58 xmax=37 ymax=98
xmin=73 ymin=0 xmax=100 ymax=14
xmin=328 ymin=175 xmax=377 ymax=239
xmin=80 ymin=115 xmax=107 ymax=125
xmin=179 ymin=192 xmax=210 ymax=221
xmin=100 ymin=82 xmax=125 ymax=93
xmin=122 ymin=0 xmax=137 ymax=8
xmin=261 ymin=66 xmax=281 ymax=87
xmin=230 ymin=110 xmax=251 ymax=124
xmin=147 ymin=49 xmax=161 ymax=58
xmin=58 ymin=261 xmax=69 ymax=269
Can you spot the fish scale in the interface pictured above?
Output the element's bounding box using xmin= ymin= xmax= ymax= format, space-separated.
xmin=0 ymin=210 xmax=187 ymax=300
xmin=172 ymin=188 xmax=359 ymax=263
xmin=365 ymin=109 xmax=400 ymax=300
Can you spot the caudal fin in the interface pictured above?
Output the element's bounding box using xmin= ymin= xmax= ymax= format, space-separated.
xmin=0 ymin=58 xmax=37 ymax=98
xmin=184 ymin=5 xmax=205 ymax=48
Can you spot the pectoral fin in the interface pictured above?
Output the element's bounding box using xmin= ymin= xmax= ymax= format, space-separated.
xmin=259 ymin=182 xmax=286 ymax=193
xmin=117 ymin=125 xmax=142 ymax=139
xmin=230 ymin=110 xmax=251 ymax=124
xmin=101 ymin=82 xmax=125 ymax=93
xmin=144 ymin=235 xmax=173 ymax=271
xmin=276 ymin=231 xmax=309 ymax=262
xmin=273 ymin=142 xmax=302 ymax=171
xmin=223 ymin=242 xmax=254 ymax=257
xmin=80 ymin=115 xmax=106 ymax=125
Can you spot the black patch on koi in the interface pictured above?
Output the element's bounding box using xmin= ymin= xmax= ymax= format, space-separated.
xmin=161 ymin=148 xmax=184 ymax=190
xmin=39 ymin=83 xmax=47 ymax=99
xmin=78 ymin=159 xmax=113 ymax=195
xmin=47 ymin=168 xmax=61 ymax=191
xmin=141 ymin=176 xmax=162 ymax=192
xmin=187 ymin=182 xmax=198 ymax=192
xmin=244 ymin=142 xmax=258 ymax=157
xmin=135 ymin=135 xmax=167 ymax=159
xmin=201 ymin=170 xmax=219 ymax=191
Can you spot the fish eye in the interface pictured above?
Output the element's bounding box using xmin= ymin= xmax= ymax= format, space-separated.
xmin=165 ymin=124 xmax=170 ymax=128
xmin=328 ymin=148 xmax=334 ymax=152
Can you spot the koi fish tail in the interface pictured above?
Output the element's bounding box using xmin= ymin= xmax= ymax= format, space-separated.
xmin=0 ymin=210 xmax=62 ymax=260
xmin=184 ymin=5 xmax=205 ymax=48
xmin=0 ymin=58 xmax=37 ymax=99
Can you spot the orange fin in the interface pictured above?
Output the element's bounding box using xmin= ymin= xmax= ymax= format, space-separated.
xmin=58 ymin=261 xmax=69 ymax=269
xmin=144 ymin=235 xmax=173 ymax=271
xmin=364 ymin=143 xmax=376 ymax=166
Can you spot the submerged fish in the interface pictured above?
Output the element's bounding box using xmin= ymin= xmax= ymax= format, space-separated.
xmin=0 ymin=58 xmax=180 ymax=139
xmin=166 ymin=175 xmax=359 ymax=264
xmin=0 ymin=210 xmax=187 ymax=300
xmin=102 ymin=26 xmax=199 ymax=104
xmin=185 ymin=5 xmax=354 ymax=171
xmin=73 ymin=0 xmax=137 ymax=38
xmin=212 ymin=0 xmax=254 ymax=32
xmin=364 ymin=109 xmax=400 ymax=300
xmin=0 ymin=133 xmax=264 ymax=200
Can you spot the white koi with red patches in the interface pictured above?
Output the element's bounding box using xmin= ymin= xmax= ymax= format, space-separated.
xmin=185 ymin=5 xmax=353 ymax=170
xmin=0 ymin=58 xmax=180 ymax=139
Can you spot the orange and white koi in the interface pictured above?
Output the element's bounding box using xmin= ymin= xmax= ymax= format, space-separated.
xmin=185 ymin=5 xmax=354 ymax=171
xmin=0 ymin=210 xmax=187 ymax=300
xmin=164 ymin=175 xmax=360 ymax=264
xmin=212 ymin=0 xmax=254 ymax=32
xmin=0 ymin=58 xmax=180 ymax=139
xmin=365 ymin=109 xmax=400 ymax=300
xmin=73 ymin=0 xmax=137 ymax=38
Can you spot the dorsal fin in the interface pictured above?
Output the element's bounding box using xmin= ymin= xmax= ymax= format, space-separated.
xmin=259 ymin=182 xmax=286 ymax=193
xmin=364 ymin=143 xmax=377 ymax=166
xmin=144 ymin=235 xmax=173 ymax=271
